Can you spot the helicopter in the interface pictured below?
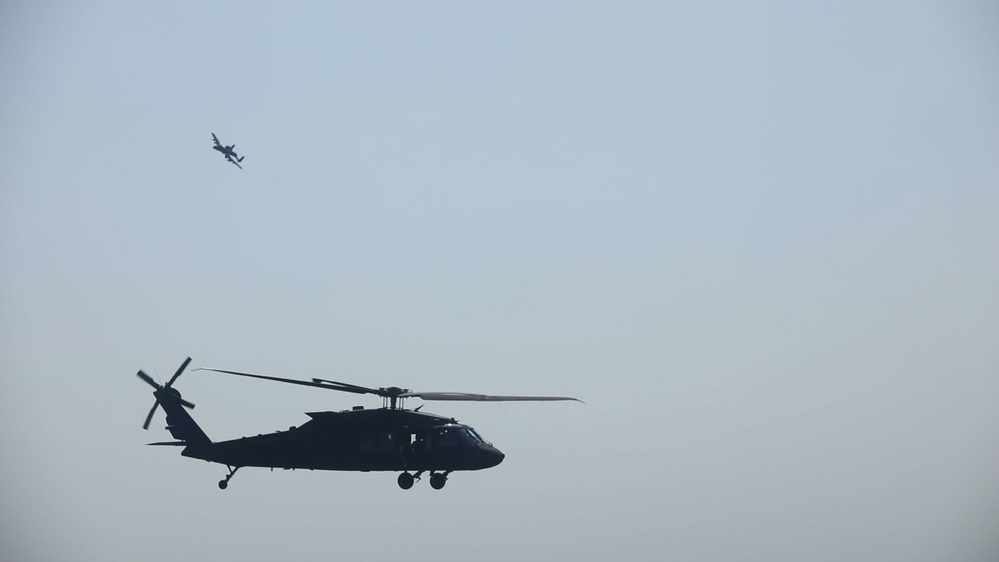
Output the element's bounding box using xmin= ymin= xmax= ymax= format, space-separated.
xmin=136 ymin=357 xmax=582 ymax=490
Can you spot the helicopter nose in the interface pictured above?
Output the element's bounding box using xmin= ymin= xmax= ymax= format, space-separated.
xmin=484 ymin=445 xmax=505 ymax=468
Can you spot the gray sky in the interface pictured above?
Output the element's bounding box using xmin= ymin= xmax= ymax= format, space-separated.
xmin=2 ymin=2 xmax=997 ymax=560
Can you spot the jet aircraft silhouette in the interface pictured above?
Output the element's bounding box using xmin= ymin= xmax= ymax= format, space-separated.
xmin=211 ymin=132 xmax=244 ymax=169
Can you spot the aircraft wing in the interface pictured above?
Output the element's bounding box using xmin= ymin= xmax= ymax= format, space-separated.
xmin=211 ymin=132 xmax=221 ymax=147
xmin=227 ymin=156 xmax=242 ymax=169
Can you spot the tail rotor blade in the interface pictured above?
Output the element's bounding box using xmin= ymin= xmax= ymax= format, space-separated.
xmin=137 ymin=370 xmax=160 ymax=389
xmin=142 ymin=402 xmax=159 ymax=430
xmin=167 ymin=357 xmax=192 ymax=387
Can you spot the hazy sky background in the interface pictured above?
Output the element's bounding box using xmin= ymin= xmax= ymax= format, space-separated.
xmin=2 ymin=2 xmax=997 ymax=560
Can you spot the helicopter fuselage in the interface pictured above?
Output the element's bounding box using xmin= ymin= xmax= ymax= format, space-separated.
xmin=180 ymin=407 xmax=505 ymax=473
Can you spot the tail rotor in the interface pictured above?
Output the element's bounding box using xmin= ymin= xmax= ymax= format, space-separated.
xmin=137 ymin=357 xmax=195 ymax=430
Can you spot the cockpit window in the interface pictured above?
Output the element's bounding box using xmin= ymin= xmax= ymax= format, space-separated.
xmin=430 ymin=425 xmax=485 ymax=448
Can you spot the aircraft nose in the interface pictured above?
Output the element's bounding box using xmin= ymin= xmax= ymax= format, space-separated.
xmin=485 ymin=445 xmax=505 ymax=468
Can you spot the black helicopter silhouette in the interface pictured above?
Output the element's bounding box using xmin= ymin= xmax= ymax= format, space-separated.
xmin=137 ymin=358 xmax=581 ymax=490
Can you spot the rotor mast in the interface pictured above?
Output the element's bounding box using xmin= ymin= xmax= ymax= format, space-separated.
xmin=380 ymin=387 xmax=408 ymax=410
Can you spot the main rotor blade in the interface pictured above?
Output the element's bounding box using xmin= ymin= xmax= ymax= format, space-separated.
xmin=167 ymin=357 xmax=192 ymax=387
xmin=137 ymin=370 xmax=160 ymax=389
xmin=401 ymin=392 xmax=583 ymax=403
xmin=142 ymin=402 xmax=159 ymax=430
xmin=197 ymin=367 xmax=352 ymax=392
xmin=179 ymin=397 xmax=196 ymax=409
xmin=311 ymin=378 xmax=381 ymax=395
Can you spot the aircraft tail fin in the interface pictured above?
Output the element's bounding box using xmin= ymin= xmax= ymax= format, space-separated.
xmin=237 ymin=156 xmax=244 ymax=162
xmin=158 ymin=390 xmax=211 ymax=445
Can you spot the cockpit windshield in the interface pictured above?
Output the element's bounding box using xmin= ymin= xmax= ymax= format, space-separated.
xmin=431 ymin=424 xmax=487 ymax=448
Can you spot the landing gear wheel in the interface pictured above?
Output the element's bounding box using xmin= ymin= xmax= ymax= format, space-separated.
xmin=218 ymin=465 xmax=239 ymax=491
xmin=397 ymin=472 xmax=415 ymax=490
xmin=429 ymin=472 xmax=447 ymax=490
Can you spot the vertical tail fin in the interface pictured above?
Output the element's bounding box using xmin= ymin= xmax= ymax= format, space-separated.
xmin=157 ymin=390 xmax=211 ymax=445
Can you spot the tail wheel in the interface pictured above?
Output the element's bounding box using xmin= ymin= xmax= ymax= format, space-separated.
xmin=218 ymin=466 xmax=239 ymax=491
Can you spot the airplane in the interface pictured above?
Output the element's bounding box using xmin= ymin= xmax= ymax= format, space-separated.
xmin=211 ymin=132 xmax=244 ymax=169
xmin=136 ymin=357 xmax=582 ymax=491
